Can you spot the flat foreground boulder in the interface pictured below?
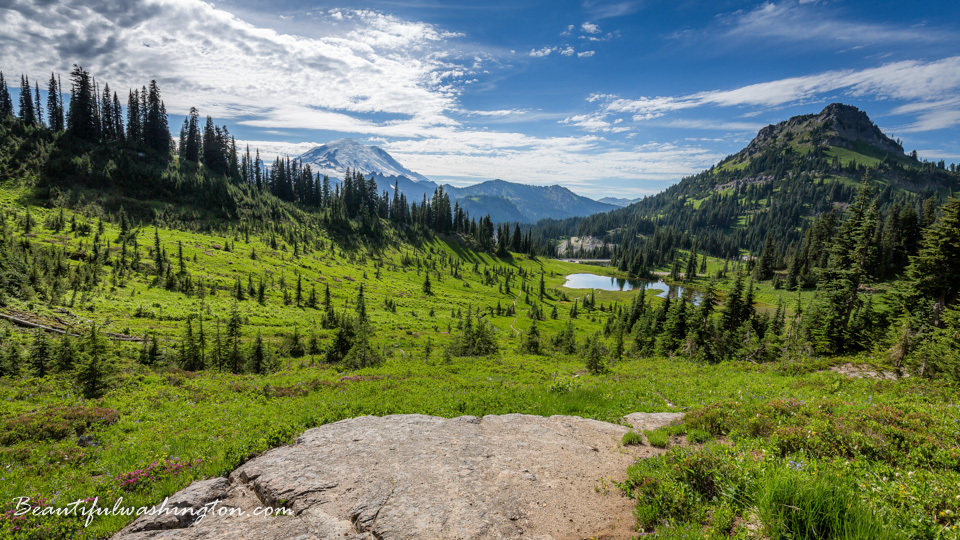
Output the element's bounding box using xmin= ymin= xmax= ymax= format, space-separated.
xmin=115 ymin=413 xmax=681 ymax=540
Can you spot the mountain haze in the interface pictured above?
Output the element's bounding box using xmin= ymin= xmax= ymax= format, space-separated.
xmin=444 ymin=180 xmax=617 ymax=224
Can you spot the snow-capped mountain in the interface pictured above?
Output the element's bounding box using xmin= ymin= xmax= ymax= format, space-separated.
xmin=294 ymin=138 xmax=618 ymax=223
xmin=297 ymin=138 xmax=431 ymax=184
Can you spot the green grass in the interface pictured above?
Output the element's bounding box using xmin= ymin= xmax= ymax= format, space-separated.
xmin=2 ymin=192 xmax=959 ymax=539
xmin=4 ymin=348 xmax=936 ymax=538
xmin=646 ymin=429 xmax=670 ymax=448
xmin=622 ymin=430 xmax=644 ymax=446
xmin=621 ymin=388 xmax=960 ymax=539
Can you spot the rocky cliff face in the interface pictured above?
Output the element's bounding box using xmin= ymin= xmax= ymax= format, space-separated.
xmin=743 ymin=103 xmax=904 ymax=158
xmin=113 ymin=412 xmax=683 ymax=540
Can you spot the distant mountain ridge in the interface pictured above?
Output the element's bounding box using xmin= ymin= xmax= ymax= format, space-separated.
xmin=444 ymin=180 xmax=617 ymax=224
xmin=598 ymin=197 xmax=643 ymax=207
xmin=296 ymin=139 xmax=616 ymax=223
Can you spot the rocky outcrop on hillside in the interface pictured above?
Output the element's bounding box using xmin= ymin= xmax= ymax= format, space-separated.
xmin=743 ymin=103 xmax=904 ymax=158
xmin=113 ymin=412 xmax=683 ymax=540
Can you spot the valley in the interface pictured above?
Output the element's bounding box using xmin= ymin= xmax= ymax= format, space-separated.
xmin=0 ymin=67 xmax=958 ymax=540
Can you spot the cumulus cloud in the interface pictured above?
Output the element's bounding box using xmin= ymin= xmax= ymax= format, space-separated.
xmin=581 ymin=22 xmax=601 ymax=34
xmin=0 ymin=0 xmax=470 ymax=135
xmin=529 ymin=46 xmax=555 ymax=57
xmin=577 ymin=50 xmax=596 ymax=58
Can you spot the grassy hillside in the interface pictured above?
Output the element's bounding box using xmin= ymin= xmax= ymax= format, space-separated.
xmin=539 ymin=104 xmax=959 ymax=262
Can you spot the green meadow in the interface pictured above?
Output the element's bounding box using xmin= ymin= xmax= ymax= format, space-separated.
xmin=1 ymin=197 xmax=958 ymax=540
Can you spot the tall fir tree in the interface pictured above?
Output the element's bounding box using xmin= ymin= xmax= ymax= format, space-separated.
xmin=908 ymin=195 xmax=960 ymax=323
xmin=0 ymin=71 xmax=13 ymax=117
xmin=46 ymin=73 xmax=62 ymax=131
xmin=127 ymin=89 xmax=142 ymax=143
xmin=143 ymin=80 xmax=170 ymax=153
xmin=67 ymin=65 xmax=97 ymax=140
xmin=33 ymin=81 xmax=43 ymax=126
xmin=19 ymin=74 xmax=35 ymax=125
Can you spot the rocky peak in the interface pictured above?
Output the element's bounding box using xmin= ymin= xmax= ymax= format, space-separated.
xmin=743 ymin=103 xmax=903 ymax=158
xmin=816 ymin=103 xmax=903 ymax=155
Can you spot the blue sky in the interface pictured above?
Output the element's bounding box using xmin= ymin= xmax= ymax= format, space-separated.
xmin=2 ymin=0 xmax=959 ymax=198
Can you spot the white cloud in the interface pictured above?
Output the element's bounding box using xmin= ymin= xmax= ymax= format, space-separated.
xmin=382 ymin=132 xmax=722 ymax=187
xmin=559 ymin=46 xmax=576 ymax=56
xmin=577 ymin=50 xmax=596 ymax=58
xmin=457 ymin=108 xmax=528 ymax=118
xmin=529 ymin=46 xmax=555 ymax=57
xmin=581 ymin=56 xmax=960 ymax=131
xmin=582 ymin=0 xmax=644 ymax=20
xmin=0 ymin=0 xmax=471 ymax=136
xmin=719 ymin=2 xmax=951 ymax=47
xmin=581 ymin=22 xmax=601 ymax=34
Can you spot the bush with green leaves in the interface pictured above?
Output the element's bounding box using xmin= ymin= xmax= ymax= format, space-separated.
xmin=645 ymin=429 xmax=669 ymax=448
xmin=622 ymin=430 xmax=644 ymax=446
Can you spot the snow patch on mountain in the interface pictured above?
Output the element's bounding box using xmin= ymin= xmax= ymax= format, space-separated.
xmin=297 ymin=138 xmax=431 ymax=183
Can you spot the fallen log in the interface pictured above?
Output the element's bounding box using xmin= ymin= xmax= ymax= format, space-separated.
xmin=0 ymin=312 xmax=145 ymax=342
xmin=0 ymin=312 xmax=80 ymax=337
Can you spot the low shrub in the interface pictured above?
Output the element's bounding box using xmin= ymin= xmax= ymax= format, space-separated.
xmin=0 ymin=406 xmax=119 ymax=445
xmin=622 ymin=430 xmax=644 ymax=446
xmin=646 ymin=429 xmax=669 ymax=448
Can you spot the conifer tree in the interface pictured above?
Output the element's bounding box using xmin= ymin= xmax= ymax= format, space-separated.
xmin=33 ymin=81 xmax=43 ymax=126
xmin=54 ymin=337 xmax=76 ymax=373
xmin=554 ymin=320 xmax=577 ymax=354
xmin=343 ymin=324 xmax=383 ymax=369
xmin=804 ymin=185 xmax=878 ymax=353
xmin=143 ymin=80 xmax=170 ymax=153
xmin=139 ymin=333 xmax=161 ymax=366
xmin=46 ymin=73 xmax=63 ymax=131
xmin=296 ymin=274 xmax=303 ymax=307
xmin=356 ymin=283 xmax=367 ymax=324
xmin=77 ymin=325 xmax=109 ymax=398
xmin=111 ymin=91 xmax=124 ymax=141
xmin=685 ymin=243 xmax=698 ymax=281
xmin=584 ymin=332 xmax=607 ymax=374
xmin=247 ymin=331 xmax=271 ymax=374
xmin=28 ymin=332 xmax=51 ymax=377
xmin=307 ymin=285 xmax=317 ymax=308
xmin=179 ymin=317 xmax=203 ymax=371
xmin=226 ymin=303 xmax=244 ymax=372
xmin=0 ymin=72 xmax=13 ymax=117
xmin=127 ymin=89 xmax=141 ymax=142
xmin=669 ymin=255 xmax=682 ymax=281
xmin=19 ymin=74 xmax=35 ymax=125
xmin=520 ymin=318 xmax=541 ymax=354
xmin=908 ymin=195 xmax=960 ymax=321
xmin=67 ymin=66 xmax=97 ymax=139
xmin=183 ymin=107 xmax=201 ymax=162
xmin=0 ymin=342 xmax=20 ymax=377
